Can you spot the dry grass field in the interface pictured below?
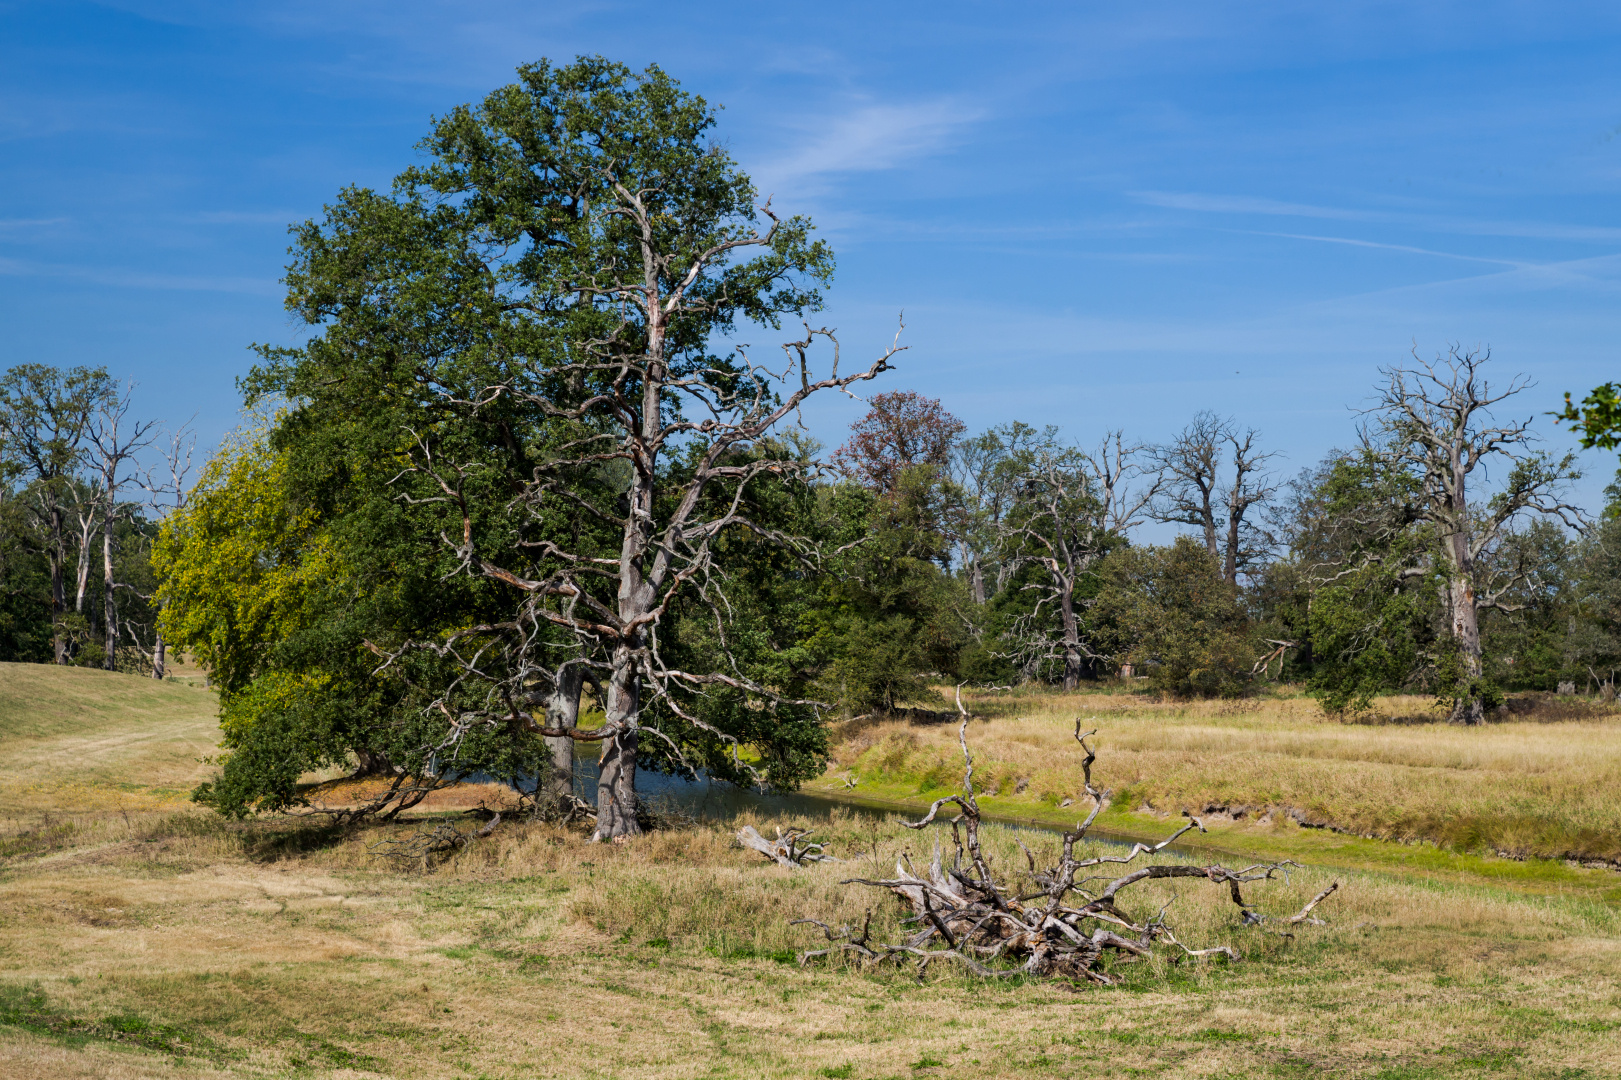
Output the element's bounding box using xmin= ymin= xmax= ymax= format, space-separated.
xmin=2 ymin=664 xmax=1621 ymax=1078
xmin=815 ymin=687 xmax=1621 ymax=870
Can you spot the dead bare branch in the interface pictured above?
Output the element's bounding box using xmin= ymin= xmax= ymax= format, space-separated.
xmin=798 ymin=724 xmax=1339 ymax=984
xmin=737 ymin=824 xmax=841 ymax=867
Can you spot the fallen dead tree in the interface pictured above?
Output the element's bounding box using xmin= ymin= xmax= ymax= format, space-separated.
xmin=795 ymin=721 xmax=1338 ymax=984
xmin=737 ymin=824 xmax=840 ymax=867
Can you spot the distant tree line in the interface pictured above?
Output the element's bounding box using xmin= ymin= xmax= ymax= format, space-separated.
xmin=0 ymin=365 xmax=190 ymax=674
xmin=820 ymin=348 xmax=1598 ymax=726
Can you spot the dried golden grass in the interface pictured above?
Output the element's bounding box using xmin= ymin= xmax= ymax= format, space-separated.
xmin=827 ymin=687 xmax=1621 ymax=862
xmin=2 ymin=804 xmax=1620 ymax=1078
xmin=3 ymin=666 xmax=1621 ymax=1076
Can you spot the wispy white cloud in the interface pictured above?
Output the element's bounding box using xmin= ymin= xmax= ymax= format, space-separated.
xmin=0 ymin=255 xmax=279 ymax=295
xmin=1244 ymin=230 xmax=1526 ymax=267
xmin=1133 ymin=191 xmax=1382 ymax=221
xmin=0 ymin=218 xmax=68 ymax=230
xmin=752 ymin=99 xmax=983 ymax=197
xmin=1132 ymin=190 xmax=1621 ymax=244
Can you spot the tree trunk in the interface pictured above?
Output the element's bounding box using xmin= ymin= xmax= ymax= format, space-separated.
xmin=1060 ymin=595 xmax=1081 ymax=692
xmin=74 ymin=511 xmax=94 ymax=617
xmin=102 ymin=512 xmax=117 ymax=670
xmin=591 ymin=647 xmax=642 ymax=841
xmin=152 ymin=635 xmax=166 ymax=680
xmin=49 ymin=505 xmax=66 ymax=664
xmin=1223 ymin=510 xmax=1240 ymax=586
xmin=352 ymin=749 xmax=396 ymax=776
xmin=543 ymin=665 xmax=583 ymax=809
xmin=970 ymin=559 xmax=986 ymax=605
xmin=1447 ymin=571 xmax=1484 ymax=724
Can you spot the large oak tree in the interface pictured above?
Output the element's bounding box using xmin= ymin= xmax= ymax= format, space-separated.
xmin=249 ymin=57 xmax=898 ymax=837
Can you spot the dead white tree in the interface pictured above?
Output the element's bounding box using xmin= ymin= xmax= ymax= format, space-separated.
xmin=1151 ymin=411 xmax=1280 ymax=585
xmin=139 ymin=418 xmax=195 ymax=679
xmin=797 ymin=721 xmax=1337 ymax=983
xmin=1368 ymin=347 xmax=1583 ymax=723
xmin=998 ymin=432 xmax=1159 ymax=689
xmin=87 ymin=383 xmax=158 ymax=670
xmin=69 ymin=482 xmax=101 ymax=621
xmin=396 ymin=322 xmax=902 ymax=841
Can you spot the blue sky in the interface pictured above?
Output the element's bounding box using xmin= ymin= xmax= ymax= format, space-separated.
xmin=5 ymin=1 xmax=1621 ymax=517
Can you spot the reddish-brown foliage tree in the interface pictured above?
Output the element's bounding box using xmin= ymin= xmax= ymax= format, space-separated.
xmin=832 ymin=390 xmax=966 ymax=493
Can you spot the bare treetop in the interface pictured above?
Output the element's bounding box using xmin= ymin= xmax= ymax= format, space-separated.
xmin=1366 ymin=345 xmax=1583 ymax=722
xmin=1150 ymin=410 xmax=1280 ymax=585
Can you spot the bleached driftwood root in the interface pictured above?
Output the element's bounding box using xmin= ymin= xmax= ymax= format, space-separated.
xmin=796 ymin=721 xmax=1339 ymax=984
xmin=738 ymin=825 xmax=839 ymax=867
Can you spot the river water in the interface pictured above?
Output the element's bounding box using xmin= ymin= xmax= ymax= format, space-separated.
xmin=564 ymin=755 xmax=1149 ymax=849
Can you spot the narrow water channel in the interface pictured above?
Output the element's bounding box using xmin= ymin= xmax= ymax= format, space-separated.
xmin=567 ymin=755 xmax=1149 ymax=851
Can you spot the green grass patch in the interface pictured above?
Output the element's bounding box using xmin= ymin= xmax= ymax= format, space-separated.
xmin=0 ymin=982 xmax=229 ymax=1060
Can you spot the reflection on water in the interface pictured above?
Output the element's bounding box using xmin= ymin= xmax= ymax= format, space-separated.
xmin=571 ymin=754 xmax=894 ymax=825
xmin=565 ymin=754 xmax=1135 ymax=850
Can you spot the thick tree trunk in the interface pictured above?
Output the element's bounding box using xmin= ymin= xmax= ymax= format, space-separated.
xmin=1447 ymin=572 xmax=1484 ymax=724
xmin=1441 ymin=519 xmax=1485 ymax=724
xmin=351 ymin=749 xmax=396 ymax=776
xmin=585 ymin=252 xmax=666 ymax=843
xmin=1060 ymin=596 xmax=1081 ymax=692
xmin=591 ymin=648 xmax=642 ymax=841
xmin=1062 ymin=646 xmax=1081 ymax=692
xmin=102 ymin=514 xmax=116 ymax=670
xmin=1223 ymin=512 xmax=1240 ymax=586
xmin=970 ymin=559 xmax=986 ymax=605
xmin=543 ymin=665 xmax=583 ymax=809
xmin=152 ymin=635 xmax=166 ymax=680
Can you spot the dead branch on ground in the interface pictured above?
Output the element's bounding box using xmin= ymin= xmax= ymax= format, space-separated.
xmin=797 ymin=720 xmax=1339 ymax=984
xmin=294 ymin=771 xmax=457 ymax=828
xmin=368 ymin=812 xmax=501 ymax=873
xmin=737 ymin=824 xmax=840 ymax=867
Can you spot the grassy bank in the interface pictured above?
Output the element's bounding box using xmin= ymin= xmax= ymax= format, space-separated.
xmin=3 ymin=665 xmax=1621 ymax=1077
xmin=0 ymin=661 xmax=221 ymax=815
xmin=813 ymin=687 xmax=1621 ymax=869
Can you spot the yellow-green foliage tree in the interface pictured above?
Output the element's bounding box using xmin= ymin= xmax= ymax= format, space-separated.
xmin=152 ymin=425 xmax=354 ymax=813
xmin=153 ymin=423 xmax=335 ymax=696
xmin=156 ymin=408 xmax=557 ymax=819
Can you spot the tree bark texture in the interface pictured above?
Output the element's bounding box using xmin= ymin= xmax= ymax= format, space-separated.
xmin=543 ymin=665 xmax=583 ymax=808
xmin=1446 ymin=531 xmax=1485 ymax=724
xmin=102 ymin=512 xmax=117 ymax=670
xmin=49 ymin=505 xmax=66 ymax=664
xmin=592 ymin=646 xmax=643 ymax=840
xmin=1060 ymin=595 xmax=1082 ymax=692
